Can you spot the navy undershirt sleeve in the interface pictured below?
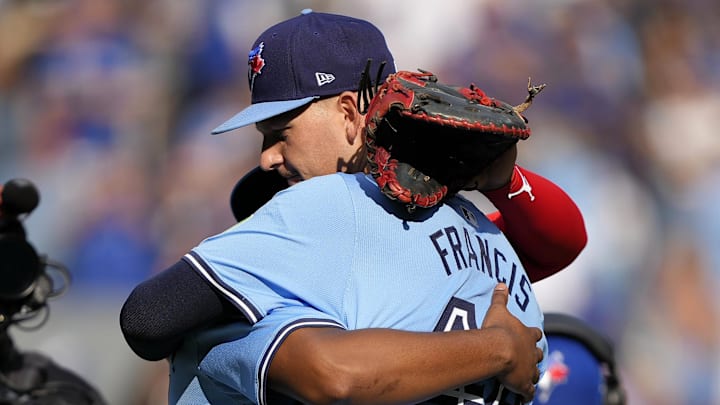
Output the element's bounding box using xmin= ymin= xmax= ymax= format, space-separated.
xmin=119 ymin=259 xmax=242 ymax=361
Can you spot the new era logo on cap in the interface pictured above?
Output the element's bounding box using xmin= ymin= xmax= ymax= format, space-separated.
xmin=211 ymin=9 xmax=396 ymax=135
xmin=315 ymin=72 xmax=336 ymax=86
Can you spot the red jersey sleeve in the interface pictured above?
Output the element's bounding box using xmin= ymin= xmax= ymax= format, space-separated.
xmin=482 ymin=166 xmax=587 ymax=282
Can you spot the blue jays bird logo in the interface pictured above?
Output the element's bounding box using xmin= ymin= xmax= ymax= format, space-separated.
xmin=536 ymin=350 xmax=570 ymax=403
xmin=248 ymin=42 xmax=265 ymax=93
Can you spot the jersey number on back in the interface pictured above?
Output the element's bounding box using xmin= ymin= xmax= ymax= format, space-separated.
xmin=424 ymin=297 xmax=521 ymax=405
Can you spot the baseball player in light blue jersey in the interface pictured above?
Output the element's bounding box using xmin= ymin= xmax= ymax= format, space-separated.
xmin=172 ymin=171 xmax=548 ymax=405
xmin=120 ymin=9 xmax=588 ymax=405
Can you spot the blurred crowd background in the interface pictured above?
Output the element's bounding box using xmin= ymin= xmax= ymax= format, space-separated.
xmin=1 ymin=0 xmax=718 ymax=403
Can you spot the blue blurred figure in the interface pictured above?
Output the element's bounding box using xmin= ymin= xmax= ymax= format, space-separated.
xmin=535 ymin=313 xmax=626 ymax=405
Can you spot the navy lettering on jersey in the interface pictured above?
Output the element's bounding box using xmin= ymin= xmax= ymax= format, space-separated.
xmin=429 ymin=226 xmax=531 ymax=314
xmin=507 ymin=263 xmax=518 ymax=296
xmin=434 ymin=297 xmax=477 ymax=332
xmin=515 ymin=274 xmax=531 ymax=311
xmin=429 ymin=230 xmax=451 ymax=275
xmin=463 ymin=228 xmax=479 ymax=270
xmin=494 ymin=249 xmax=508 ymax=285
xmin=445 ymin=227 xmax=467 ymax=271
xmin=475 ymin=234 xmax=491 ymax=276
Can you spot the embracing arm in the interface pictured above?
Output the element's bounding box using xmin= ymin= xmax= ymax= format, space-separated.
xmin=121 ymin=266 xmax=543 ymax=403
xmin=482 ymin=165 xmax=587 ymax=282
xmin=268 ymin=285 xmax=542 ymax=405
xmin=119 ymin=259 xmax=239 ymax=361
xmin=121 ymin=270 xmax=542 ymax=403
xmin=469 ymin=145 xmax=587 ymax=282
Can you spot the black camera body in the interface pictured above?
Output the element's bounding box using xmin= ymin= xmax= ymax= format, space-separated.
xmin=0 ymin=179 xmax=106 ymax=405
xmin=0 ymin=178 xmax=42 ymax=310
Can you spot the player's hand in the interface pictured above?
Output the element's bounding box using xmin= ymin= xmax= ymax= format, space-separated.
xmin=481 ymin=283 xmax=543 ymax=402
xmin=462 ymin=144 xmax=518 ymax=192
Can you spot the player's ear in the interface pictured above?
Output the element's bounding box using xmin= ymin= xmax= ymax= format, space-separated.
xmin=338 ymin=91 xmax=363 ymax=145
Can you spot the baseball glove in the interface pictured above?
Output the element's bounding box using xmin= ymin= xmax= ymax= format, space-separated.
xmin=360 ymin=67 xmax=545 ymax=212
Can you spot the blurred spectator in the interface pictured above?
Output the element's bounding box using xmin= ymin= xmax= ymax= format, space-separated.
xmin=621 ymin=229 xmax=719 ymax=403
xmin=66 ymin=150 xmax=160 ymax=289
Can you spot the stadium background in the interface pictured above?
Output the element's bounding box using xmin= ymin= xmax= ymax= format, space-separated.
xmin=1 ymin=0 xmax=718 ymax=403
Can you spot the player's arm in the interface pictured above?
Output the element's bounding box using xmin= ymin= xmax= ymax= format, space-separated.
xmin=119 ymin=259 xmax=240 ymax=361
xmin=482 ymin=166 xmax=587 ymax=282
xmin=471 ymin=146 xmax=587 ymax=282
xmin=268 ymin=285 xmax=542 ymax=404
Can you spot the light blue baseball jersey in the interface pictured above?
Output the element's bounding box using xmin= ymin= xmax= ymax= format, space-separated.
xmin=173 ymin=172 xmax=547 ymax=405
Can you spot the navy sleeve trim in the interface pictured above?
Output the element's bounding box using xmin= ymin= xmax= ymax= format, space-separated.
xmin=183 ymin=251 xmax=264 ymax=324
xmin=258 ymin=318 xmax=345 ymax=405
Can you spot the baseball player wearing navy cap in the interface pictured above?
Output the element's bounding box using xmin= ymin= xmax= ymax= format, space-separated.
xmin=120 ymin=9 xmax=588 ymax=405
xmin=211 ymin=8 xmax=397 ymax=134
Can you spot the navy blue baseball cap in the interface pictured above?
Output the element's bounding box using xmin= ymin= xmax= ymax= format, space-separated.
xmin=212 ymin=9 xmax=396 ymax=135
xmin=534 ymin=335 xmax=606 ymax=405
